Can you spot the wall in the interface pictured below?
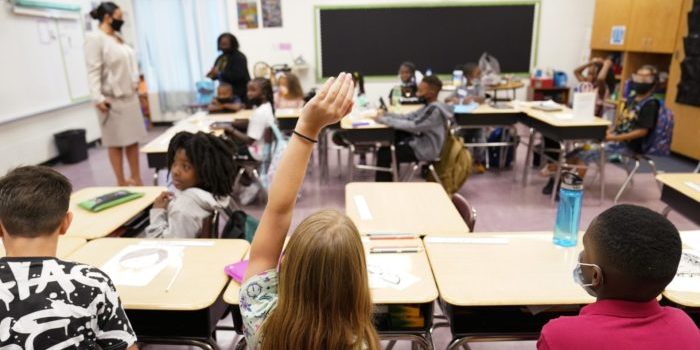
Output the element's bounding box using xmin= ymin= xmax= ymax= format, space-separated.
xmin=225 ymin=0 xmax=596 ymax=103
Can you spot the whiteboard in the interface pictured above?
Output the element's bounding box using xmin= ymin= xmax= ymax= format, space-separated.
xmin=0 ymin=4 xmax=90 ymax=125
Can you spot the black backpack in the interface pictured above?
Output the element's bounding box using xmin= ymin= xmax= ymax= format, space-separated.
xmin=220 ymin=208 xmax=259 ymax=242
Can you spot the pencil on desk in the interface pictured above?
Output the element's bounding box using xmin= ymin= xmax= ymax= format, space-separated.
xmin=165 ymin=263 xmax=183 ymax=292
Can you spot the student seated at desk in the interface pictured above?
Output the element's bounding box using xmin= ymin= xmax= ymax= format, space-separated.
xmin=274 ymin=72 xmax=305 ymax=109
xmin=0 ymin=166 xmax=137 ymax=349
xmin=240 ymin=73 xmax=380 ymax=350
xmin=446 ymin=62 xmax=487 ymax=173
xmin=208 ymin=82 xmax=243 ymax=113
xmin=217 ymin=77 xmax=275 ymax=204
xmin=373 ymin=75 xmax=453 ymax=182
xmin=560 ymin=65 xmax=661 ymax=181
xmin=388 ymin=61 xmax=424 ymax=103
xmin=145 ymin=131 xmax=236 ymax=238
xmin=574 ymin=57 xmax=614 ymax=117
xmin=538 ymin=204 xmax=700 ymax=350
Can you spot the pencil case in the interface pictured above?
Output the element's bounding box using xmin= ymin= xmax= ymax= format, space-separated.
xmin=78 ymin=190 xmax=145 ymax=212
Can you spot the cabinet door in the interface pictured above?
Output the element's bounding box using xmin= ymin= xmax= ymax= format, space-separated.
xmin=627 ymin=0 xmax=684 ymax=53
xmin=590 ymin=0 xmax=633 ymax=50
xmin=667 ymin=0 xmax=700 ymax=160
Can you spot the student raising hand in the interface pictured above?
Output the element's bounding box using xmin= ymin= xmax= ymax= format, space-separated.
xmin=244 ymin=72 xmax=354 ymax=282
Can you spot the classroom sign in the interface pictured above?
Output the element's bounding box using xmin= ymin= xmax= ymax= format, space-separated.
xmin=610 ymin=26 xmax=625 ymax=46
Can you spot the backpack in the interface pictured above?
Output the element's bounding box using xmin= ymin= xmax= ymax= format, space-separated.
xmin=636 ymin=97 xmax=674 ymax=156
xmin=427 ymin=113 xmax=473 ymax=194
xmin=220 ymin=207 xmax=259 ymax=242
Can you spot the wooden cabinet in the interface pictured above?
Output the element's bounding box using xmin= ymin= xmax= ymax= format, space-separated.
xmin=667 ymin=0 xmax=700 ymax=160
xmin=626 ymin=0 xmax=684 ymax=53
xmin=590 ymin=0 xmax=633 ymax=50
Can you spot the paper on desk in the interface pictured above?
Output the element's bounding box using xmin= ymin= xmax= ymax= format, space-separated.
xmin=367 ymin=254 xmax=419 ymax=291
xmin=354 ymin=195 xmax=372 ymax=220
xmin=682 ymin=232 xmax=700 ymax=251
xmin=666 ymin=249 xmax=700 ymax=293
xmin=101 ymin=243 xmax=184 ymax=287
xmin=424 ymin=236 xmax=509 ymax=244
xmin=684 ymin=181 xmax=700 ymax=193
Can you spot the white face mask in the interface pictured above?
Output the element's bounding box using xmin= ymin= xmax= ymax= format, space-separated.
xmin=573 ymin=251 xmax=603 ymax=297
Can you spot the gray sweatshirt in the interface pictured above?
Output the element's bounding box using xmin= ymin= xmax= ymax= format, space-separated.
xmin=145 ymin=187 xmax=230 ymax=239
xmin=377 ymin=102 xmax=453 ymax=161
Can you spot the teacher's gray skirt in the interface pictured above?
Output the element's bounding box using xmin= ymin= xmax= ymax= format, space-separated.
xmin=97 ymin=94 xmax=147 ymax=147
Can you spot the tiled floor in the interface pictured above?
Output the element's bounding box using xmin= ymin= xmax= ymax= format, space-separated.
xmin=50 ymin=125 xmax=698 ymax=350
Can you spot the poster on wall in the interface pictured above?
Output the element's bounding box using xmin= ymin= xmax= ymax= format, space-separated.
xmin=237 ymin=0 xmax=259 ymax=29
xmin=261 ymin=0 xmax=282 ymax=28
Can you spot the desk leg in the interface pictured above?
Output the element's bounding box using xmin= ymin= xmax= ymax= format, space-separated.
xmin=599 ymin=141 xmax=605 ymax=203
xmin=522 ymin=128 xmax=535 ymax=185
xmin=152 ymin=170 xmax=159 ymax=186
xmin=511 ymin=127 xmax=519 ymax=181
xmin=498 ymin=128 xmax=507 ymax=170
xmin=319 ymin=128 xmax=329 ymax=183
xmin=380 ymin=333 xmax=433 ymax=350
xmin=551 ymin=142 xmax=566 ymax=204
xmin=390 ymin=144 xmax=399 ymax=182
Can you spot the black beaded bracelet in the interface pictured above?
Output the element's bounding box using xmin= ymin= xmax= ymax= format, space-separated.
xmin=293 ymin=130 xmax=318 ymax=143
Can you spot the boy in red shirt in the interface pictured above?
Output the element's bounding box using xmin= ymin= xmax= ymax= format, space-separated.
xmin=538 ymin=204 xmax=700 ymax=350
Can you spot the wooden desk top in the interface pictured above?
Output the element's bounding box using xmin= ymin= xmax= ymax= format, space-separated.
xmin=69 ymin=238 xmax=249 ymax=310
xmin=425 ymin=232 xmax=595 ymax=306
xmin=275 ymin=108 xmax=302 ymax=119
xmin=140 ymin=110 xmax=252 ymax=154
xmin=0 ymin=236 xmax=87 ymax=259
xmin=340 ymin=105 xmax=424 ymax=130
xmin=520 ymin=105 xmax=610 ymax=128
xmin=345 ymin=182 xmax=470 ymax=236
xmin=486 ymin=81 xmax=525 ymax=91
xmin=66 ymin=187 xmax=165 ymax=239
xmin=656 ymin=173 xmax=700 ymax=203
xmin=664 ymin=231 xmax=700 ymax=307
xmin=223 ymin=237 xmax=437 ymax=305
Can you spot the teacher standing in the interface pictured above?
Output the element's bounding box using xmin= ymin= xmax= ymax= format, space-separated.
xmin=85 ymin=2 xmax=146 ymax=186
xmin=207 ymin=33 xmax=251 ymax=104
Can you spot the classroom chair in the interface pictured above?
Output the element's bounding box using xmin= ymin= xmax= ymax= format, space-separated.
xmin=402 ymin=159 xmax=442 ymax=188
xmin=197 ymin=212 xmax=220 ymax=239
xmin=451 ymin=193 xmax=477 ymax=231
xmin=613 ymin=153 xmax=660 ymax=204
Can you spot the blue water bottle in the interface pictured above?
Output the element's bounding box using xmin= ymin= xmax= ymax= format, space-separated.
xmin=553 ymin=172 xmax=584 ymax=247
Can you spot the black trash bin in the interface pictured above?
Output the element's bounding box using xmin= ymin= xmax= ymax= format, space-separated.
xmin=54 ymin=129 xmax=88 ymax=164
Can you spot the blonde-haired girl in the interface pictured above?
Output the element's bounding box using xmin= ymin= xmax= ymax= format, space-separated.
xmin=240 ymin=73 xmax=379 ymax=350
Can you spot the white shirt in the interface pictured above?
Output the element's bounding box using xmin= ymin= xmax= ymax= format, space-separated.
xmin=84 ymin=31 xmax=139 ymax=103
xmin=247 ymin=102 xmax=275 ymax=160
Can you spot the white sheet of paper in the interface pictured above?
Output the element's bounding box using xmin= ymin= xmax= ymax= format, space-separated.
xmin=666 ymin=249 xmax=700 ymax=293
xmin=101 ymin=243 xmax=184 ymax=286
xmin=366 ymin=254 xmax=419 ymax=290
xmin=682 ymin=232 xmax=700 ymax=251
xmin=424 ymin=236 xmax=509 ymax=244
xmin=684 ymin=181 xmax=700 ymax=193
xmin=354 ymin=195 xmax=372 ymax=220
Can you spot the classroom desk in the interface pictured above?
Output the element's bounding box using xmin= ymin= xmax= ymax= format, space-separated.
xmin=66 ymin=186 xmax=164 ymax=240
xmin=69 ymin=238 xmax=249 ymax=350
xmin=0 ymin=236 xmax=87 ymax=259
xmin=140 ymin=110 xmax=252 ymax=171
xmin=345 ymin=182 xmax=470 ymax=236
xmin=518 ymin=105 xmax=610 ymax=203
xmin=663 ymin=231 xmax=700 ymax=324
xmin=656 ymin=173 xmax=700 ymax=226
xmin=424 ymin=232 xmax=595 ymax=349
xmin=274 ymin=107 xmax=302 ymax=131
xmin=221 ymin=237 xmax=438 ymax=349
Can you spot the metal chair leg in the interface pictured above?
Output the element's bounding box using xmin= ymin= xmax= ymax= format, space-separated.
xmin=428 ymin=164 xmax=443 ymax=187
xmin=390 ymin=144 xmax=399 ymax=182
xmin=614 ymin=159 xmax=640 ymax=203
xmin=233 ymin=167 xmax=246 ymax=193
xmin=647 ymin=158 xmax=662 ymax=191
xmin=348 ymin=144 xmax=355 ymax=182
xmin=662 ymin=206 xmax=672 ymax=217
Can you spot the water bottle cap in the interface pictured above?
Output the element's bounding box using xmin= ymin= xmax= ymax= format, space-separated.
xmin=560 ymin=171 xmax=584 ymax=190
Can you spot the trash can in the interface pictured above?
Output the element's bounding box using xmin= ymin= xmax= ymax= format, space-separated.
xmin=54 ymin=129 xmax=88 ymax=164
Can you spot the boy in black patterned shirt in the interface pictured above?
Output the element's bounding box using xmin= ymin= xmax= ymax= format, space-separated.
xmin=0 ymin=166 xmax=137 ymax=350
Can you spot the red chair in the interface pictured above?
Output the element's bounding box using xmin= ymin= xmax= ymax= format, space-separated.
xmin=451 ymin=193 xmax=477 ymax=231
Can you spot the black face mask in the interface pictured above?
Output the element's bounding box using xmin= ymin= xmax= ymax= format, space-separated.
xmin=631 ymin=82 xmax=655 ymax=95
xmin=111 ymin=18 xmax=124 ymax=32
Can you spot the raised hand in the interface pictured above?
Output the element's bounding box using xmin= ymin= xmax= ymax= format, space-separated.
xmin=296 ymin=72 xmax=354 ymax=138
